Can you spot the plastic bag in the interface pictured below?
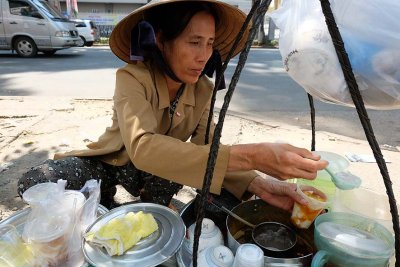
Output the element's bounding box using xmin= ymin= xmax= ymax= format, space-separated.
xmin=65 ymin=179 xmax=101 ymax=267
xmin=22 ymin=179 xmax=101 ymax=267
xmin=270 ymin=0 xmax=400 ymax=110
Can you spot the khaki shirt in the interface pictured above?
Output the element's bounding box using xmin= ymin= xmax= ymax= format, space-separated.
xmin=55 ymin=61 xmax=258 ymax=199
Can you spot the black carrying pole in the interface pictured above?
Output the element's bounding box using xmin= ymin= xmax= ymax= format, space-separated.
xmin=191 ymin=0 xmax=272 ymax=266
xmin=319 ymin=0 xmax=400 ymax=264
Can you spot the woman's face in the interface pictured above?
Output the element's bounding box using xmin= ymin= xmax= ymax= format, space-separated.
xmin=158 ymin=11 xmax=215 ymax=86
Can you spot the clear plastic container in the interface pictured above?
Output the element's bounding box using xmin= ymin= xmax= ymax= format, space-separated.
xmin=331 ymin=187 xmax=397 ymax=233
xmin=0 ymin=225 xmax=36 ymax=267
xmin=23 ymin=213 xmax=71 ymax=266
xmin=312 ymin=212 xmax=394 ymax=267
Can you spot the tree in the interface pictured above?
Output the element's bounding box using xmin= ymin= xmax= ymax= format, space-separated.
xmin=251 ymin=0 xmax=281 ymax=45
xmin=252 ymin=0 xmax=266 ymax=45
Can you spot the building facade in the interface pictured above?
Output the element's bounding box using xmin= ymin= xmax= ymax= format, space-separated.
xmin=56 ymin=0 xmax=279 ymax=37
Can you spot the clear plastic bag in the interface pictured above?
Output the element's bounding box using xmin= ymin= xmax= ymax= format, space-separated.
xmin=22 ymin=179 xmax=101 ymax=267
xmin=270 ymin=0 xmax=400 ymax=110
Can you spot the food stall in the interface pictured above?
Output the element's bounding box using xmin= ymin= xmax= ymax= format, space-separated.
xmin=0 ymin=0 xmax=399 ymax=266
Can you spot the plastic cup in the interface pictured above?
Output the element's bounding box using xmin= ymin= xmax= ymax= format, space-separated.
xmin=25 ymin=214 xmax=71 ymax=266
xmin=0 ymin=225 xmax=20 ymax=244
xmin=63 ymin=190 xmax=86 ymax=216
xmin=0 ymin=225 xmax=35 ymax=267
xmin=291 ymin=183 xmax=327 ymax=229
xmin=233 ymin=243 xmax=264 ymax=267
xmin=183 ymin=218 xmax=223 ymax=255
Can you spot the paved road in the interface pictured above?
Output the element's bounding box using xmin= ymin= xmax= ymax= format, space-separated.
xmin=0 ymin=46 xmax=399 ymax=147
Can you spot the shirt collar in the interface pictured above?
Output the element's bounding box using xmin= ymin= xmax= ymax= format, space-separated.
xmin=152 ymin=62 xmax=195 ymax=109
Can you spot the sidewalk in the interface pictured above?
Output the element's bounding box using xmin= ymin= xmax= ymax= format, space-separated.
xmin=1 ymin=96 xmax=399 ymax=223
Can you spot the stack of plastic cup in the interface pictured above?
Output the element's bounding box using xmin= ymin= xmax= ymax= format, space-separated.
xmin=193 ymin=245 xmax=234 ymax=267
xmin=233 ymin=244 xmax=264 ymax=267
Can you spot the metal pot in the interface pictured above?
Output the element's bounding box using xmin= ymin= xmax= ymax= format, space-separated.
xmin=226 ymin=199 xmax=315 ymax=266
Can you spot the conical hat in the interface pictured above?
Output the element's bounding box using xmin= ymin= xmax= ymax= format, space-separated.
xmin=109 ymin=0 xmax=251 ymax=63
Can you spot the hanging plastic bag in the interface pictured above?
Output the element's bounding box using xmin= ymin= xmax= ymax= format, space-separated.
xmin=270 ymin=0 xmax=400 ymax=110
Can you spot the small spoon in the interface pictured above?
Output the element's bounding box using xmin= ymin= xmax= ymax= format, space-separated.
xmin=207 ymin=197 xmax=255 ymax=228
xmin=325 ymin=166 xmax=362 ymax=190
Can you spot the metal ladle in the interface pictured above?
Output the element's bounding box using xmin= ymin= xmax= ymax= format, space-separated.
xmin=207 ymin=195 xmax=297 ymax=254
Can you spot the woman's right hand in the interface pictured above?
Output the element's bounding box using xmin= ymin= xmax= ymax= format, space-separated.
xmin=228 ymin=142 xmax=328 ymax=181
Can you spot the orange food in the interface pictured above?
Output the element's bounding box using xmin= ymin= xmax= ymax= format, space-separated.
xmin=290 ymin=191 xmax=326 ymax=229
xmin=304 ymin=191 xmax=326 ymax=202
xmin=290 ymin=204 xmax=323 ymax=227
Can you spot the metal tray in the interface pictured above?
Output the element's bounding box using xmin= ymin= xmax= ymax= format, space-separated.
xmin=82 ymin=203 xmax=185 ymax=267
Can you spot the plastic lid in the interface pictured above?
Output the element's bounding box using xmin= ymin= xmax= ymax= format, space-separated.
xmin=210 ymin=245 xmax=234 ymax=267
xmin=317 ymin=221 xmax=391 ymax=256
xmin=22 ymin=182 xmax=62 ymax=205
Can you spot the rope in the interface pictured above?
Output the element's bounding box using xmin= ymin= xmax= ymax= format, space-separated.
xmin=192 ymin=0 xmax=272 ymax=266
xmin=319 ymin=0 xmax=400 ymax=264
xmin=307 ymin=93 xmax=316 ymax=151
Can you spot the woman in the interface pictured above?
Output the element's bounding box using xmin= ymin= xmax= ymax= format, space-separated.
xmin=18 ymin=0 xmax=328 ymax=210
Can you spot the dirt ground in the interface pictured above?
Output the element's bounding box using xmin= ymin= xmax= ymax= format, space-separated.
xmin=1 ymin=96 xmax=399 ymax=234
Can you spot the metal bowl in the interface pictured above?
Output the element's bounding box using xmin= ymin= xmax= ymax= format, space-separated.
xmin=252 ymin=221 xmax=297 ymax=255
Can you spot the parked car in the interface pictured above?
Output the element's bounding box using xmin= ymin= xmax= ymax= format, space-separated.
xmin=0 ymin=0 xmax=80 ymax=57
xmin=72 ymin=19 xmax=100 ymax=47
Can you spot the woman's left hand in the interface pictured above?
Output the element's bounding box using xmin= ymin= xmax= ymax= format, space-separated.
xmin=247 ymin=175 xmax=326 ymax=212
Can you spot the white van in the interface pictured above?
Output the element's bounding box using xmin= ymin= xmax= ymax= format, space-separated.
xmin=72 ymin=19 xmax=100 ymax=47
xmin=0 ymin=0 xmax=81 ymax=57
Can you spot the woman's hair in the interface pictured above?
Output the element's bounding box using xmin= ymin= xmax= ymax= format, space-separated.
xmin=145 ymin=2 xmax=220 ymax=43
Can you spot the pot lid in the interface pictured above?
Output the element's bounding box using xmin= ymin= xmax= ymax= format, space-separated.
xmin=82 ymin=203 xmax=185 ymax=267
xmin=315 ymin=212 xmax=394 ymax=259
